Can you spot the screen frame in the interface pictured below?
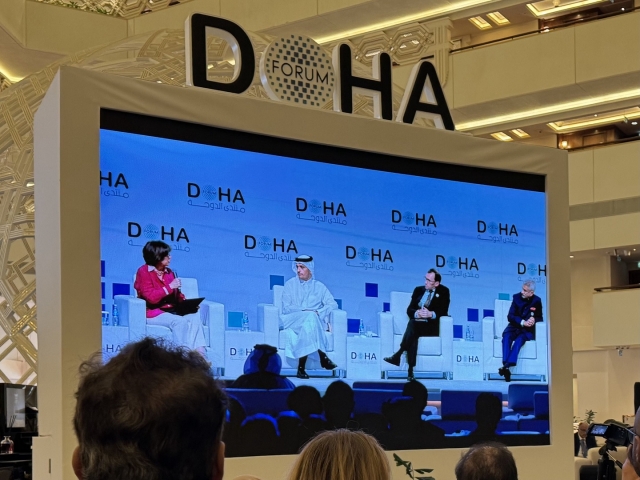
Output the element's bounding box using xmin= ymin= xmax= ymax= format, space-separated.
xmin=34 ymin=66 xmax=573 ymax=480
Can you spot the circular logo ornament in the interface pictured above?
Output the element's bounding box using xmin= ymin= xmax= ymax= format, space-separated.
xmin=260 ymin=35 xmax=335 ymax=108
xmin=144 ymin=224 xmax=159 ymax=239
xmin=202 ymin=185 xmax=217 ymax=201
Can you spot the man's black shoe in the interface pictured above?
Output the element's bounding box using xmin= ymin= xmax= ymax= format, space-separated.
xmin=383 ymin=354 xmax=401 ymax=367
xmin=296 ymin=368 xmax=310 ymax=379
xmin=321 ymin=356 xmax=338 ymax=370
xmin=499 ymin=367 xmax=512 ymax=382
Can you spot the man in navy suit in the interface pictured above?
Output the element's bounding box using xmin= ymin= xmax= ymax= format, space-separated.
xmin=383 ymin=268 xmax=450 ymax=381
xmin=499 ymin=279 xmax=543 ymax=382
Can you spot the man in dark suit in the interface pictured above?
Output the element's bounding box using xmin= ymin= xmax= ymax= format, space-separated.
xmin=383 ymin=268 xmax=450 ymax=381
xmin=574 ymin=421 xmax=597 ymax=457
xmin=499 ymin=279 xmax=543 ymax=382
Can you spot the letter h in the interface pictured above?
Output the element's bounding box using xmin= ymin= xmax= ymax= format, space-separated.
xmin=332 ymin=44 xmax=393 ymax=120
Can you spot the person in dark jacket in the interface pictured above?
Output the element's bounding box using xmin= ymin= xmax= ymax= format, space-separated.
xmin=499 ymin=280 xmax=543 ymax=382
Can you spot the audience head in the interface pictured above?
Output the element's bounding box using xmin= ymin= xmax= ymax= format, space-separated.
xmin=287 ymin=386 xmax=323 ymax=420
xmin=455 ymin=442 xmax=518 ymax=480
xmin=243 ymin=344 xmax=282 ymax=375
xmin=239 ymin=414 xmax=280 ymax=456
xmin=383 ymin=396 xmax=422 ymax=430
xmin=323 ymin=381 xmax=355 ymax=428
xmin=72 ymin=337 xmax=227 ymax=480
xmin=403 ymin=380 xmax=429 ymax=407
xmin=475 ymin=393 xmax=502 ymax=431
xmin=287 ymin=429 xmax=390 ymax=480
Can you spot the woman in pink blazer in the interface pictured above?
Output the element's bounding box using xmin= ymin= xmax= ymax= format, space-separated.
xmin=134 ymin=241 xmax=206 ymax=355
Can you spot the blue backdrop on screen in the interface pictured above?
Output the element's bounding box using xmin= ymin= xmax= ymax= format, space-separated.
xmin=99 ymin=129 xmax=547 ymax=338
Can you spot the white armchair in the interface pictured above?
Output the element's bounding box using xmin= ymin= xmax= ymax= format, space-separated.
xmin=378 ymin=291 xmax=453 ymax=379
xmin=259 ymin=285 xmax=347 ymax=376
xmin=482 ymin=298 xmax=548 ymax=381
xmin=114 ymin=277 xmax=225 ymax=370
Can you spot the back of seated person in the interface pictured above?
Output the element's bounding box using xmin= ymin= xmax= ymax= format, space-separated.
xmin=286 ymin=429 xmax=391 ymax=480
xmin=277 ymin=411 xmax=303 ymax=454
xmin=382 ymin=396 xmax=444 ymax=450
xmin=223 ymin=397 xmax=247 ymax=458
xmin=323 ymin=381 xmax=355 ymax=429
xmin=240 ymin=414 xmax=281 ymax=456
xmin=470 ymin=393 xmax=503 ymax=444
xmin=351 ymin=412 xmax=389 ymax=446
xmin=287 ymin=385 xmax=324 ymax=420
xmin=230 ymin=344 xmax=295 ymax=390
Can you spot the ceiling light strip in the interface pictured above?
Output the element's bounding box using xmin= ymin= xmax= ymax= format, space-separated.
xmin=315 ymin=0 xmax=497 ymax=44
xmin=456 ymin=88 xmax=640 ymax=131
xmin=526 ymin=0 xmax=608 ymax=17
xmin=548 ymin=111 xmax=640 ymax=132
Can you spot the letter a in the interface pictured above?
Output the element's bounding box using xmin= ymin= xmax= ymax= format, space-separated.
xmin=396 ymin=60 xmax=454 ymax=130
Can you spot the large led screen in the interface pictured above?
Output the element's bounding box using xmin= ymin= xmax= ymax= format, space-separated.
xmin=99 ymin=110 xmax=549 ymax=455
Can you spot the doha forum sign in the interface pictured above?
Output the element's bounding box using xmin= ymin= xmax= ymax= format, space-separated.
xmin=185 ymin=13 xmax=455 ymax=131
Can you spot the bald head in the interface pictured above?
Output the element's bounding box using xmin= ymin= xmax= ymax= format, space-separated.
xmin=455 ymin=443 xmax=518 ymax=480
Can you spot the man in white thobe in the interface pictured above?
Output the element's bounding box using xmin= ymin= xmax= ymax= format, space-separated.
xmin=280 ymin=254 xmax=339 ymax=378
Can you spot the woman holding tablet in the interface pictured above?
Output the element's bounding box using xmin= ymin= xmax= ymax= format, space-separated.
xmin=134 ymin=240 xmax=206 ymax=355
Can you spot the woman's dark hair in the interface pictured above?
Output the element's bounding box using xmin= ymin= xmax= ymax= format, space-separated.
xmin=142 ymin=241 xmax=171 ymax=266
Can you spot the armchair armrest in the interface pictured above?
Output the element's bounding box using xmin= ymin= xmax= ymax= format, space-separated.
xmin=202 ymin=301 xmax=224 ymax=368
xmin=440 ymin=316 xmax=453 ymax=371
xmin=534 ymin=320 xmax=547 ymax=364
xmin=482 ymin=317 xmax=496 ymax=360
xmin=378 ymin=312 xmax=395 ymax=359
xmin=329 ymin=309 xmax=347 ymax=363
xmin=114 ymin=295 xmax=146 ymax=341
xmin=259 ymin=303 xmax=280 ymax=348
xmin=535 ymin=320 xmax=547 ymax=344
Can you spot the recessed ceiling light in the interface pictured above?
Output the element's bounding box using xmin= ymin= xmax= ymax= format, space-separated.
xmin=491 ymin=132 xmax=513 ymax=141
xmin=469 ymin=16 xmax=492 ymax=30
xmin=511 ymin=129 xmax=530 ymax=138
xmin=487 ymin=11 xmax=510 ymax=26
xmin=632 ymin=121 xmax=638 ymax=125
xmin=570 ymin=255 xmax=574 ymax=258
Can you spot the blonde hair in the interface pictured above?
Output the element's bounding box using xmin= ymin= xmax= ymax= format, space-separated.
xmin=287 ymin=430 xmax=391 ymax=480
